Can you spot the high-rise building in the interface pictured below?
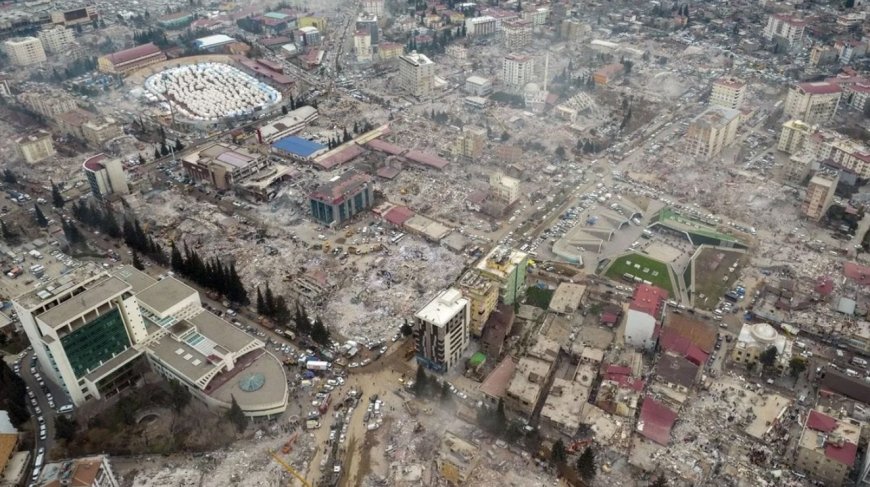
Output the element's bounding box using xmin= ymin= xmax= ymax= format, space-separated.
xmin=802 ymin=171 xmax=839 ymax=221
xmin=309 ymin=171 xmax=374 ymax=226
xmin=489 ymin=172 xmax=520 ymax=205
xmin=794 ymin=409 xmax=860 ymax=486
xmin=763 ymin=13 xmax=806 ymax=48
xmin=684 ymin=106 xmax=740 ymax=158
xmin=785 ymin=82 xmax=842 ymax=124
xmin=361 ymin=0 xmax=385 ymax=17
xmin=475 ymin=246 xmax=529 ymax=305
xmin=464 ymin=16 xmax=497 ymax=37
xmin=502 ymin=20 xmax=532 ymax=50
xmin=778 ymin=119 xmax=813 ymax=154
xmin=38 ymin=26 xmax=75 ymax=53
xmin=82 ymin=154 xmax=128 ymax=199
xmin=16 ymin=130 xmax=55 ymax=164
xmin=13 ymin=265 xmax=289 ymax=417
xmin=710 ymin=76 xmax=746 ymax=110
xmin=502 ymin=53 xmax=534 ymax=90
xmin=413 ymin=288 xmax=470 ymax=373
xmin=356 ymin=12 xmax=379 ymax=48
xmin=398 ymin=51 xmax=435 ymax=98
xmin=37 ymin=455 xmax=120 ymax=487
xmin=353 ymin=31 xmax=372 ymax=62
xmin=456 ymin=270 xmax=498 ymax=337
xmin=17 ymin=89 xmax=78 ymax=118
xmin=3 ymin=37 xmax=46 ymax=65
xmin=453 ymin=126 xmax=486 ymax=159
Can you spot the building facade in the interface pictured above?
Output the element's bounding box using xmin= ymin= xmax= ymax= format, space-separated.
xmin=465 ymin=16 xmax=497 ymax=37
xmin=38 ymin=26 xmax=75 ymax=53
xmin=309 ymin=171 xmax=374 ymax=226
xmin=684 ymin=106 xmax=740 ymax=158
xmin=17 ymin=90 xmax=78 ymax=119
xmin=785 ymin=82 xmax=842 ymax=125
xmin=456 ymin=270 xmax=498 ymax=337
xmin=398 ymin=51 xmax=435 ymax=98
xmin=778 ymin=119 xmax=813 ymax=154
xmin=413 ymin=288 xmax=470 ymax=373
xmin=16 ymin=130 xmax=55 ymax=164
xmin=763 ymin=13 xmax=806 ymax=47
xmin=3 ymin=36 xmax=46 ymax=65
xmin=794 ymin=409 xmax=860 ymax=486
xmin=475 ymin=246 xmax=528 ymax=305
xmin=731 ymin=322 xmax=793 ymax=373
xmin=97 ymin=43 xmax=166 ymax=76
xmin=489 ymin=172 xmax=519 ymax=205
xmin=623 ymin=284 xmax=668 ymax=350
xmin=353 ymin=31 xmax=372 ymax=62
xmin=464 ymin=75 xmax=493 ymax=96
xmin=453 ymin=126 xmax=486 ymax=159
xmin=83 ymin=154 xmax=128 ymax=199
xmin=181 ymin=143 xmax=269 ymax=190
xmin=502 ymin=53 xmax=534 ymax=90
xmin=710 ymin=77 xmax=746 ymax=110
xmin=37 ymin=455 xmax=120 ymax=487
xmin=802 ymin=171 xmax=839 ymax=221
xmin=502 ymin=20 xmax=532 ymax=50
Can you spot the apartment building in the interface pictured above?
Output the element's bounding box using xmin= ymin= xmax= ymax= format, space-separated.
xmin=17 ymin=90 xmax=78 ymax=118
xmin=785 ymin=82 xmax=842 ymax=125
xmin=464 ymin=75 xmax=493 ymax=96
xmin=361 ymin=0 xmax=385 ymax=17
xmin=778 ymin=119 xmax=814 ymax=154
xmin=3 ymin=36 xmax=46 ymax=65
xmin=475 ymin=245 xmax=528 ymax=305
xmin=489 ymin=172 xmax=520 ymax=205
xmin=453 ymin=126 xmax=487 ymax=159
xmin=465 ymin=16 xmax=497 ymax=37
xmin=624 ymin=284 xmax=668 ymax=350
xmin=14 ymin=265 xmax=288 ymax=417
xmin=83 ymin=154 xmax=128 ymax=199
xmin=398 ymin=51 xmax=435 ymax=98
xmin=710 ymin=76 xmax=746 ymax=110
xmin=802 ymin=171 xmax=839 ymax=221
xmin=456 ymin=270 xmax=498 ymax=337
xmin=413 ymin=288 xmax=470 ymax=373
xmin=502 ymin=53 xmax=534 ymax=90
xmin=308 ymin=171 xmax=374 ymax=226
xmin=794 ymin=409 xmax=861 ymax=486
xmin=378 ymin=42 xmax=403 ymax=60
xmin=763 ymin=13 xmax=806 ymax=47
xmin=38 ymin=25 xmax=75 ymax=53
xmin=684 ymin=106 xmax=740 ymax=158
xmin=353 ymin=30 xmax=372 ymax=62
xmin=356 ymin=12 xmax=379 ymax=46
xmin=16 ymin=130 xmax=55 ymax=164
xmin=502 ymin=20 xmax=532 ymax=50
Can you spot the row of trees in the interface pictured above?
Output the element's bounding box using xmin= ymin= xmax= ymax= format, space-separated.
xmin=255 ymin=287 xmax=330 ymax=344
xmin=123 ymin=217 xmax=170 ymax=266
xmin=170 ymin=242 xmax=249 ymax=304
xmin=0 ymin=361 xmax=29 ymax=427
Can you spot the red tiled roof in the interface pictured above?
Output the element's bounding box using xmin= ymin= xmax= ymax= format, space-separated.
xmin=638 ymin=396 xmax=677 ymax=446
xmin=825 ymin=440 xmax=858 ymax=466
xmin=106 ymin=43 xmax=163 ymax=66
xmin=685 ymin=345 xmax=708 ymax=366
xmin=798 ymin=81 xmax=842 ymax=95
xmin=367 ymin=139 xmax=406 ymax=156
xmin=806 ymin=410 xmax=837 ymax=433
xmin=815 ymin=276 xmax=834 ymax=296
xmin=404 ymin=149 xmax=449 ymax=170
xmin=843 ymin=261 xmax=870 ymax=286
xmin=606 ymin=365 xmax=631 ymax=377
xmin=384 ymin=206 xmax=414 ymax=226
xmin=314 ymin=144 xmax=364 ymax=170
xmin=601 ymin=311 xmax=619 ymax=324
xmin=629 ymin=284 xmax=668 ymax=316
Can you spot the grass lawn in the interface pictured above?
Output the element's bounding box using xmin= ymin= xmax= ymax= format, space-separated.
xmin=690 ymin=248 xmax=748 ymax=310
xmin=526 ymin=286 xmax=555 ymax=309
xmin=604 ymin=253 xmax=674 ymax=296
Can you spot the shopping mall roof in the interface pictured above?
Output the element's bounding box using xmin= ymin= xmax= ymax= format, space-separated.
xmin=272 ymin=136 xmax=327 ymax=158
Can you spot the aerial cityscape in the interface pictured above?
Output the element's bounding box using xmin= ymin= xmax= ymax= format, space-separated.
xmin=0 ymin=0 xmax=870 ymax=486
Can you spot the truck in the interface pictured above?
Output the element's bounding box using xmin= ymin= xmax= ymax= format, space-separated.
xmin=318 ymin=394 xmax=331 ymax=414
xmin=307 ymin=360 xmax=329 ymax=371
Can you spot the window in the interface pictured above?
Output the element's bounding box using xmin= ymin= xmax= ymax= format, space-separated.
xmin=61 ymin=308 xmax=130 ymax=378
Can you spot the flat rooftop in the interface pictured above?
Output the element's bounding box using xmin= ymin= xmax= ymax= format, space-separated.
xmin=111 ymin=266 xmax=157 ymax=293
xmin=208 ymin=349 xmax=288 ymax=412
xmin=136 ymin=277 xmax=198 ymax=315
xmin=506 ymin=356 xmax=552 ymax=407
xmin=38 ymin=276 xmax=129 ymax=328
xmin=745 ymin=393 xmax=790 ymax=440
xmin=540 ymin=378 xmax=588 ymax=432
xmin=475 ymin=246 xmax=528 ymax=281
xmin=416 ymin=288 xmax=467 ymax=327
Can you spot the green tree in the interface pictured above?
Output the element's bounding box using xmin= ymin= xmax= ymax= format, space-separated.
xmin=550 ymin=439 xmax=567 ymax=464
xmin=0 ymin=361 xmax=29 ymax=426
xmin=789 ymin=356 xmax=807 ymax=380
xmin=168 ymin=379 xmax=192 ymax=412
xmin=413 ymin=364 xmax=428 ymax=396
xmin=132 ymin=251 xmax=144 ymax=270
xmin=576 ymin=446 xmax=596 ymax=481
xmin=650 ymin=473 xmax=668 ymax=487
xmin=54 ymin=415 xmax=78 ymax=442
xmin=2 ymin=169 xmax=16 ymax=184
xmin=759 ymin=346 xmax=778 ymax=369
xmin=256 ymin=287 xmax=266 ymax=315
xmin=174 ymin=139 xmax=184 ymax=152
xmin=170 ymin=241 xmax=184 ymax=272
xmin=228 ymin=395 xmax=248 ymax=432
xmin=154 ymin=147 xmax=161 ymax=159
xmin=34 ymin=204 xmax=48 ymax=227
xmin=311 ymin=318 xmax=330 ymax=345
xmin=500 ymin=131 xmax=510 ymax=142
xmin=138 ymin=153 xmax=146 ymax=164
xmin=400 ymin=320 xmax=413 ymax=336
xmin=51 ymin=182 xmax=64 ymax=208
xmin=440 ymin=381 xmax=451 ymax=401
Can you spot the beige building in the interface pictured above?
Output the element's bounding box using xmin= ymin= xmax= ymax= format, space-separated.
xmin=37 ymin=455 xmax=120 ymax=487
xmin=802 ymin=171 xmax=839 ymax=221
xmin=778 ymin=119 xmax=814 ymax=154
xmin=398 ymin=51 xmax=434 ymax=98
xmin=38 ymin=25 xmax=75 ymax=53
xmin=453 ymin=126 xmax=486 ymax=159
xmin=17 ymin=90 xmax=77 ymax=118
xmin=3 ymin=36 xmax=46 ymax=65
xmin=82 ymin=116 xmax=123 ymax=146
xmin=539 ymin=377 xmax=589 ymax=436
xmin=489 ymin=172 xmax=520 ymax=205
xmin=763 ymin=13 xmax=806 ymax=47
xmin=502 ymin=20 xmax=532 ymax=50
xmin=437 ymin=432 xmax=479 ymax=485
xmin=795 ymin=409 xmax=861 ymax=486
xmin=731 ymin=322 xmax=793 ymax=374
xmin=353 ymin=31 xmax=372 ymax=62
xmin=684 ymin=106 xmax=740 ymax=158
xmin=83 ymin=154 xmax=128 ymax=199
xmin=413 ymin=288 xmax=470 ymax=373
xmin=456 ymin=270 xmax=498 ymax=337
xmin=97 ymin=43 xmax=166 ymax=76
xmin=182 ymin=143 xmax=269 ymax=190
xmin=502 ymin=53 xmax=534 ymax=90
xmin=505 ymin=355 xmax=554 ymax=418
xmin=16 ymin=130 xmax=54 ymax=164
xmin=710 ymin=77 xmax=746 ymax=110
xmin=785 ymin=82 xmax=842 ymax=125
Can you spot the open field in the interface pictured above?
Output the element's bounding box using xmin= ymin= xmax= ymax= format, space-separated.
xmin=604 ymin=252 xmax=675 ymax=295
xmin=689 ymin=247 xmax=748 ymax=310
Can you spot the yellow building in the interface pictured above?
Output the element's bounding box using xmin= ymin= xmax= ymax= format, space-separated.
xmin=437 ymin=431 xmax=479 ymax=485
xmin=684 ymin=106 xmax=740 ymax=158
xmin=777 ymin=119 xmax=813 ymax=154
xmin=16 ymin=130 xmax=55 ymax=164
xmin=456 ymin=270 xmax=498 ymax=337
xmin=785 ymin=82 xmax=842 ymax=125
xmin=378 ymin=42 xmax=404 ymax=60
xmin=802 ymin=171 xmax=838 ymax=221
xmin=452 ymin=126 xmax=486 ymax=159
xmin=299 ymin=16 xmax=327 ymax=31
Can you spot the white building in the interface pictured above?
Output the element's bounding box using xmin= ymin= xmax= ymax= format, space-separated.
xmin=502 ymin=20 xmax=532 ymax=50
xmin=398 ymin=51 xmax=435 ymax=98
xmin=785 ymin=82 xmax=842 ymax=125
xmin=13 ymin=265 xmax=289 ymax=417
xmin=3 ymin=36 xmax=46 ymax=65
xmin=502 ymin=53 xmax=534 ymax=90
xmin=763 ymin=13 xmax=806 ymax=48
xmin=465 ymin=75 xmax=492 ymax=96
xmin=623 ymin=284 xmax=667 ymax=350
xmin=353 ymin=30 xmax=373 ymax=62
xmin=37 ymin=26 xmax=75 ymax=54
xmin=256 ymin=106 xmax=318 ymax=143
xmin=777 ymin=119 xmax=814 ymax=154
xmin=465 ymin=16 xmax=497 ymax=37
xmin=16 ymin=130 xmax=55 ymax=164
xmin=731 ymin=322 xmax=793 ymax=374
xmin=413 ymin=288 xmax=470 ymax=373
xmin=82 ymin=154 xmax=128 ymax=199
xmin=361 ymin=0 xmax=385 ymax=17
xmin=490 ymin=172 xmax=520 ymax=205
xmin=710 ymin=77 xmax=746 ymax=111
xmin=684 ymin=106 xmax=740 ymax=158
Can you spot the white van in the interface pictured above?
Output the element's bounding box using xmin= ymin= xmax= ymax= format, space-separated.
xmin=58 ymin=404 xmax=74 ymax=414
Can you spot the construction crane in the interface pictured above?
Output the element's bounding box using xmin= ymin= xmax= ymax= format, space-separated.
xmin=269 ymin=451 xmax=312 ymax=487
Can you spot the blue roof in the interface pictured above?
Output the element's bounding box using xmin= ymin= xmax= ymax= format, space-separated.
xmin=272 ymin=136 xmax=326 ymax=157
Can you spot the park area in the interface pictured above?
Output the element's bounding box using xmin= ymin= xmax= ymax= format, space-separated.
xmin=687 ymin=247 xmax=748 ymax=310
xmin=604 ymin=252 xmax=675 ymax=296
